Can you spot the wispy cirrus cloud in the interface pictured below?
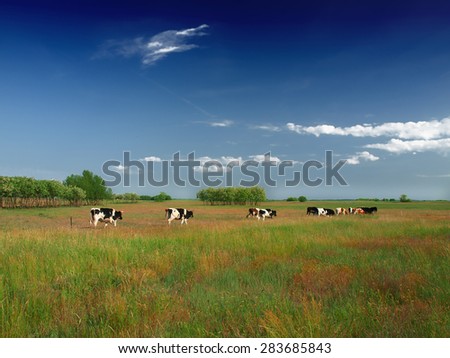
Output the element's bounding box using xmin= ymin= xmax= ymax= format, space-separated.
xmin=250 ymin=124 xmax=283 ymax=132
xmin=94 ymin=24 xmax=209 ymax=66
xmin=209 ymin=119 xmax=234 ymax=127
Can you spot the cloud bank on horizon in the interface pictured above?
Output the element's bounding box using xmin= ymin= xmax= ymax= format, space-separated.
xmin=286 ymin=117 xmax=450 ymax=155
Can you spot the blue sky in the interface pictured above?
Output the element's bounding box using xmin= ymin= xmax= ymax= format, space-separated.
xmin=1 ymin=0 xmax=450 ymax=199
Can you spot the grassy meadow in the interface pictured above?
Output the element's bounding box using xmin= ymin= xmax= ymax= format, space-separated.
xmin=0 ymin=200 xmax=449 ymax=337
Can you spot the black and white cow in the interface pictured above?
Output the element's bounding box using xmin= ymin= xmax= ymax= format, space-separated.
xmin=247 ymin=208 xmax=276 ymax=220
xmin=317 ymin=208 xmax=334 ymax=217
xmin=257 ymin=209 xmax=272 ymax=220
xmin=90 ymin=208 xmax=123 ymax=227
xmin=165 ymin=208 xmax=194 ymax=225
xmin=306 ymin=207 xmax=319 ymax=215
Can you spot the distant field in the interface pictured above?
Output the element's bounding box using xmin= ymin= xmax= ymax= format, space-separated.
xmin=0 ymin=200 xmax=449 ymax=337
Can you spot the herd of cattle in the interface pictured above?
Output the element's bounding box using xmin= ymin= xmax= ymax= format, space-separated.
xmin=306 ymin=206 xmax=378 ymax=216
xmin=89 ymin=205 xmax=378 ymax=228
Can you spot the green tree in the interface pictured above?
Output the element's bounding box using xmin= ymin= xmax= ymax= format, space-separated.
xmin=122 ymin=193 xmax=140 ymax=202
xmin=153 ymin=192 xmax=172 ymax=202
xmin=64 ymin=170 xmax=112 ymax=204
xmin=298 ymin=195 xmax=307 ymax=202
xmin=399 ymin=194 xmax=411 ymax=202
xmin=62 ymin=186 xmax=86 ymax=206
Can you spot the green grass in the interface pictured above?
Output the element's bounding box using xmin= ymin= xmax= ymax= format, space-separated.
xmin=0 ymin=201 xmax=449 ymax=337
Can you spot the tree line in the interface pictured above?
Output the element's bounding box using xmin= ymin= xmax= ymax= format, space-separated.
xmin=196 ymin=187 xmax=266 ymax=205
xmin=0 ymin=170 xmax=112 ymax=208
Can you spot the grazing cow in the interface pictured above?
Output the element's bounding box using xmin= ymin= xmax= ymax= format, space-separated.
xmin=361 ymin=206 xmax=377 ymax=214
xmin=90 ymin=208 xmax=123 ymax=227
xmin=336 ymin=207 xmax=348 ymax=215
xmin=353 ymin=208 xmax=365 ymax=215
xmin=325 ymin=208 xmax=335 ymax=216
xmin=306 ymin=207 xmax=319 ymax=216
xmin=165 ymin=208 xmax=193 ymax=225
xmin=257 ymin=208 xmax=272 ymax=220
xmin=317 ymin=208 xmax=334 ymax=217
xmin=247 ymin=208 xmax=275 ymax=220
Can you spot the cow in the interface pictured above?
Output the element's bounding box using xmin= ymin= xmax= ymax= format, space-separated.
xmin=361 ymin=206 xmax=377 ymax=214
xmin=247 ymin=208 xmax=276 ymax=220
xmin=90 ymin=208 xmax=123 ymax=227
xmin=257 ymin=208 xmax=273 ymax=220
xmin=325 ymin=208 xmax=335 ymax=216
xmin=336 ymin=207 xmax=348 ymax=215
xmin=165 ymin=208 xmax=193 ymax=225
xmin=353 ymin=208 xmax=365 ymax=215
xmin=316 ymin=208 xmax=334 ymax=217
xmin=306 ymin=207 xmax=319 ymax=216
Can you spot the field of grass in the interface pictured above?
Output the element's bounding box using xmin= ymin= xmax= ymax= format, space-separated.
xmin=0 ymin=200 xmax=449 ymax=337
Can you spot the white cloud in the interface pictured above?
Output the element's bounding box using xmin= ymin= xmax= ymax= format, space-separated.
xmin=176 ymin=24 xmax=209 ymax=36
xmin=365 ymin=138 xmax=450 ymax=154
xmin=95 ymin=24 xmax=209 ymax=66
xmin=208 ymin=120 xmax=234 ymax=127
xmin=111 ymin=164 xmax=126 ymax=172
xmin=221 ymin=156 xmax=243 ymax=163
xmin=286 ymin=117 xmax=450 ymax=140
xmin=195 ymin=156 xmax=226 ymax=173
xmin=249 ymin=154 xmax=282 ymax=164
xmin=142 ymin=156 xmax=162 ymax=162
xmin=250 ymin=124 xmax=282 ymax=132
xmin=345 ymin=151 xmax=380 ymax=165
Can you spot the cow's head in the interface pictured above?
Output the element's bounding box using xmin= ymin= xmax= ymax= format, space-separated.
xmin=270 ymin=210 xmax=277 ymax=217
xmin=114 ymin=210 xmax=123 ymax=220
xmin=185 ymin=210 xmax=194 ymax=219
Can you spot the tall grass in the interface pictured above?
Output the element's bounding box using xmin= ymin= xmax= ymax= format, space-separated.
xmin=0 ymin=201 xmax=449 ymax=337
